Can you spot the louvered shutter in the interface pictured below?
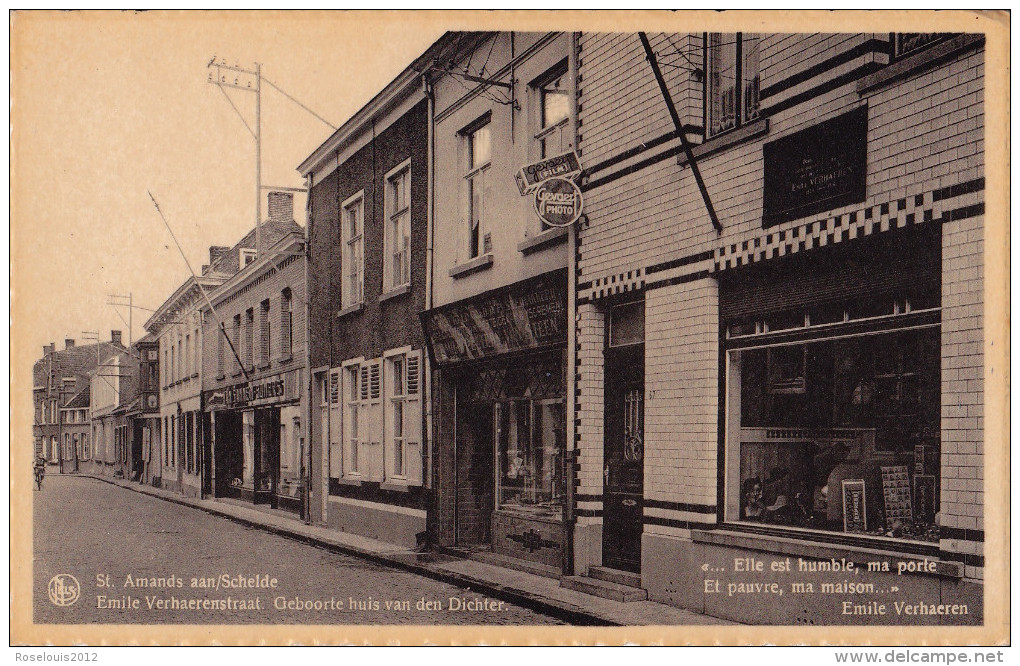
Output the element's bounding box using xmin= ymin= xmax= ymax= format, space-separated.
xmin=367 ymin=360 xmax=384 ymax=481
xmin=328 ymin=370 xmax=342 ymax=479
xmin=403 ymin=351 xmax=423 ymax=485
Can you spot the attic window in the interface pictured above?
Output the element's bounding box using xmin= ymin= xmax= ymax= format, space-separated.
xmin=241 ymin=249 xmax=257 ymax=266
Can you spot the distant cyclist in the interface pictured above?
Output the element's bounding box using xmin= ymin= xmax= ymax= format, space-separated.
xmin=33 ymin=455 xmax=46 ymax=490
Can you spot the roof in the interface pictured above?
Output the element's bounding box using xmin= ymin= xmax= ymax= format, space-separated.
xmin=34 ymin=341 xmax=127 ymax=394
xmin=298 ymin=32 xmax=473 ymax=176
xmin=63 ymin=384 xmax=91 ymax=409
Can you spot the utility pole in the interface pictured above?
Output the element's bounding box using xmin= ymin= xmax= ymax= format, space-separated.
xmin=81 ymin=330 xmax=100 ymax=473
xmin=108 ymin=293 xmax=133 ymax=347
xmin=207 ymin=58 xmax=262 ymax=257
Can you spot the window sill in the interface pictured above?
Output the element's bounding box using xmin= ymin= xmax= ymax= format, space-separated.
xmin=449 ymin=253 xmax=493 ymax=279
xmin=379 ymin=284 xmax=411 ymax=303
xmin=337 ymin=302 xmax=364 ymax=319
xmin=691 ymin=527 xmax=962 ymax=579
xmin=276 ymin=354 xmax=293 ymax=365
xmin=688 ymin=118 xmax=769 ymax=165
xmin=379 ymin=481 xmax=413 ymax=493
xmin=518 ymin=226 xmax=569 ymax=255
xmin=215 ymin=374 xmax=225 ymax=381
xmin=257 ymin=362 xmax=272 ymax=371
xmin=231 ymin=371 xmax=243 ymax=379
xmin=857 ymin=34 xmax=984 ymax=95
xmin=337 ymin=476 xmax=363 ymax=487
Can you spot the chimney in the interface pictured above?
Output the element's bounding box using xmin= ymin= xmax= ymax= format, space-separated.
xmin=64 ymin=338 xmax=75 ymax=349
xmin=111 ymin=330 xmax=123 ymax=346
xmin=201 ymin=264 xmax=210 ymax=276
xmin=43 ymin=343 xmax=55 ymax=356
xmin=267 ymin=191 xmax=294 ymax=222
xmin=209 ymin=245 xmax=230 ymax=267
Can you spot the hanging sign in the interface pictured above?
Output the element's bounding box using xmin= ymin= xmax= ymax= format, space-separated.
xmin=533 ymin=177 xmax=583 ymax=228
xmin=515 ymin=150 xmax=581 ymax=195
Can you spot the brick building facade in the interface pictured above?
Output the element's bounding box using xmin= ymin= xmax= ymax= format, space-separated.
xmin=572 ymin=32 xmax=984 ymax=623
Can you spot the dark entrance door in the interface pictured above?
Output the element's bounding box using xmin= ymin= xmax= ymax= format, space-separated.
xmin=131 ymin=421 xmax=144 ymax=482
xmin=214 ymin=411 xmax=243 ymax=498
xmin=603 ymin=343 xmax=645 ymax=573
xmin=455 ymin=398 xmax=494 ymax=546
xmin=254 ymin=408 xmax=281 ymax=505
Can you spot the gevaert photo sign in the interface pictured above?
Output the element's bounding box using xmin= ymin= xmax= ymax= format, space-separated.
xmin=10 ymin=9 xmax=1009 ymax=649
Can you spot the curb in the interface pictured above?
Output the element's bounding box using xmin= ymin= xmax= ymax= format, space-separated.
xmin=79 ymin=474 xmax=618 ymax=626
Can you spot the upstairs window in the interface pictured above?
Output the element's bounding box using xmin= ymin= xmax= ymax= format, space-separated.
xmin=384 ymin=161 xmax=411 ymax=291
xmin=341 ymin=192 xmax=365 ymax=307
xmin=280 ymin=288 xmax=293 ymax=357
xmin=533 ymin=61 xmax=571 ymax=159
xmin=706 ymin=33 xmax=761 ymax=138
xmin=231 ymin=314 xmax=242 ymax=374
xmin=244 ymin=308 xmax=255 ymax=370
xmin=259 ymin=299 xmax=271 ymax=367
xmin=463 ymin=117 xmax=491 ymax=259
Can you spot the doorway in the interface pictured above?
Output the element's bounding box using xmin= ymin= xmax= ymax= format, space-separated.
xmin=254 ymin=408 xmax=281 ymax=505
xmin=603 ymin=303 xmax=646 ymax=573
xmin=214 ymin=411 xmax=243 ymax=498
xmin=455 ymin=398 xmax=494 ymax=545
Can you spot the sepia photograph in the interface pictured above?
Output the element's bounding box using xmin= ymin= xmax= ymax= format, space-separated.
xmin=9 ymin=9 xmax=1010 ymax=648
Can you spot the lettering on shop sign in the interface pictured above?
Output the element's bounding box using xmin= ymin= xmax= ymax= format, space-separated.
xmin=762 ymin=105 xmax=868 ymax=227
xmin=421 ymin=271 xmax=567 ymax=365
xmin=218 ymin=376 xmax=288 ymax=409
xmin=533 ymin=177 xmax=583 ymax=228
xmin=515 ymin=150 xmax=582 ymax=195
xmin=841 ymin=479 xmax=867 ymax=533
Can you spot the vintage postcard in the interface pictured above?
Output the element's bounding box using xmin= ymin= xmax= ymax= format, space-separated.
xmin=10 ymin=9 xmax=1010 ymax=647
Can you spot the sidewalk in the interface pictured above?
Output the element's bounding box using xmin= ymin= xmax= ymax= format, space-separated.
xmin=84 ymin=474 xmax=735 ymax=626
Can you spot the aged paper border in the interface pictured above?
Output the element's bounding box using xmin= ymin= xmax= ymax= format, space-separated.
xmin=10 ymin=9 xmax=1010 ymax=646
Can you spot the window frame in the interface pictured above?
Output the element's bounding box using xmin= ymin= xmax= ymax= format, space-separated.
xmin=259 ymin=298 xmax=271 ymax=367
xmin=280 ymin=288 xmax=293 ymax=357
xmin=383 ymin=159 xmax=412 ymax=292
xmin=341 ymin=191 xmax=366 ymax=308
xmin=531 ymin=59 xmax=572 ymax=161
xmin=703 ymin=32 xmax=762 ymax=140
xmin=342 ymin=357 xmax=366 ymax=477
xmin=461 ymin=114 xmax=492 ymax=260
xmin=382 ymin=347 xmax=423 ymax=484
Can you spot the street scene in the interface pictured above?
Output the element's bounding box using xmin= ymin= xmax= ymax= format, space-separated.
xmin=34 ymin=475 xmax=563 ymax=625
xmin=16 ymin=12 xmax=1004 ymax=643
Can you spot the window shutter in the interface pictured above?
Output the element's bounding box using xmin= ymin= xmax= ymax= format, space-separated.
xmin=404 ymin=351 xmax=423 ymax=485
xmin=367 ymin=360 xmax=384 ymax=481
xmin=328 ymin=370 xmax=342 ymax=479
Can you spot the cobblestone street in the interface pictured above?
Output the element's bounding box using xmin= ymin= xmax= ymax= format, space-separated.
xmin=33 ymin=475 xmax=564 ymax=625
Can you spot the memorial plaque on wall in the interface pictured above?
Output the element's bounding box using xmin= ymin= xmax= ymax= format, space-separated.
xmin=880 ymin=465 xmax=913 ymax=523
xmin=842 ymin=479 xmax=867 ymax=533
xmin=762 ymin=105 xmax=868 ymax=227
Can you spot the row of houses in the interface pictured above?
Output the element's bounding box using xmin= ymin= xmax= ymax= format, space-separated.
xmin=34 ymin=30 xmax=985 ymax=624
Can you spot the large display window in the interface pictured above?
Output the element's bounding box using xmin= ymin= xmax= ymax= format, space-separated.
xmin=724 ymin=313 xmax=941 ymax=544
xmin=495 ymin=398 xmax=566 ymax=520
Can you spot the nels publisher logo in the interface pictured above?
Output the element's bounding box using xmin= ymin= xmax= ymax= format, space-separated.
xmin=47 ymin=574 xmax=80 ymax=607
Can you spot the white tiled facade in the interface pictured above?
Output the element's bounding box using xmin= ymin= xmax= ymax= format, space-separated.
xmin=575 ymin=32 xmax=985 ymax=623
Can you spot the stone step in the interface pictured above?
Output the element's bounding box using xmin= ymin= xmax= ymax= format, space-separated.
xmin=560 ymin=575 xmax=648 ymax=602
xmin=588 ymin=565 xmax=642 ymax=589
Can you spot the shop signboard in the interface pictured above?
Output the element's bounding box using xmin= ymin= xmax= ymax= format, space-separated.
xmin=515 ymin=150 xmax=581 ymax=195
xmin=533 ymin=177 xmax=583 ymax=228
xmin=762 ymin=105 xmax=868 ymax=227
xmin=421 ymin=270 xmax=567 ymax=365
xmin=841 ymin=479 xmax=867 ymax=533
xmin=205 ymin=370 xmax=301 ymax=410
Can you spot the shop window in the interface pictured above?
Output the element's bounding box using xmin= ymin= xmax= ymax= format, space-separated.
xmin=532 ymin=60 xmax=571 ymax=160
xmin=280 ymin=288 xmax=293 ymax=357
xmin=725 ymin=326 xmax=941 ymax=544
xmin=341 ymin=192 xmax=365 ymax=308
xmin=462 ymin=116 xmax=491 ymax=259
xmin=384 ymin=161 xmax=411 ymax=291
xmin=705 ymin=33 xmax=760 ymax=138
xmin=384 ymin=350 xmax=422 ymax=484
xmin=496 ymin=399 xmax=566 ymax=520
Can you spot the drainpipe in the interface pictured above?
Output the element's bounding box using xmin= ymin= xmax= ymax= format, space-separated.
xmin=302 ymin=174 xmax=314 ymax=525
xmin=422 ymin=71 xmax=437 ymax=546
xmin=563 ymin=30 xmax=580 ymax=577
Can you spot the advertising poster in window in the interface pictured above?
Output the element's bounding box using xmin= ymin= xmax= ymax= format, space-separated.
xmin=10 ymin=8 xmax=1008 ymax=653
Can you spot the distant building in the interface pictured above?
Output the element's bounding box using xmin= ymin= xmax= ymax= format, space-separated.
xmin=33 ymin=334 xmax=126 ymax=473
xmin=87 ymin=348 xmax=139 ymax=479
xmin=126 ymin=333 xmax=161 ymax=485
